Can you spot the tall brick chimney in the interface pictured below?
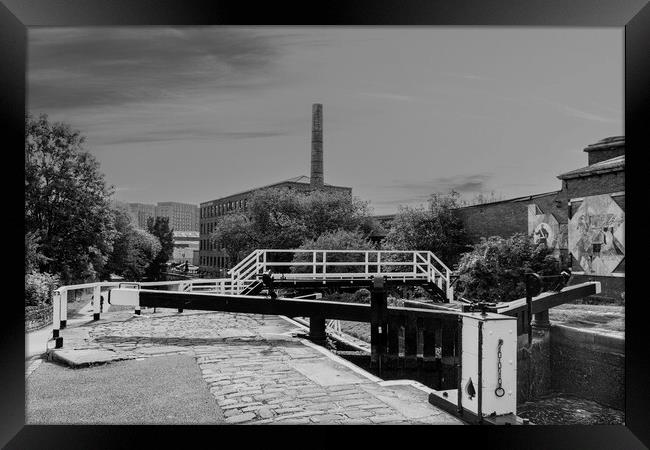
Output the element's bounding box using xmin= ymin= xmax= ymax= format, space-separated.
xmin=310 ymin=103 xmax=324 ymax=189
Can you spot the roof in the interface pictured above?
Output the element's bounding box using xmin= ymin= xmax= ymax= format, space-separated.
xmin=557 ymin=154 xmax=625 ymax=180
xmin=372 ymin=190 xmax=561 ymax=219
xmin=454 ymin=191 xmax=561 ymax=210
xmin=201 ymin=175 xmax=352 ymax=206
xmin=583 ymin=136 xmax=625 ymax=153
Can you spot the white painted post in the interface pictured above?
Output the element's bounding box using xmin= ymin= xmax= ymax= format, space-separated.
xmin=427 ymin=253 xmax=432 ymax=283
xmin=377 ymin=252 xmax=381 ymax=274
xmin=135 ymin=286 xmax=141 ymax=316
xmin=413 ymin=252 xmax=417 ymax=276
xmin=176 ymin=283 xmax=183 ymax=313
xmin=365 ymin=252 xmax=369 ymax=275
xmin=263 ymin=250 xmax=267 ymax=273
xmin=59 ymin=289 xmax=68 ymax=328
xmin=93 ymin=285 xmax=101 ymax=320
xmin=52 ymin=290 xmax=61 ymax=336
xmin=313 ymin=251 xmax=317 ymax=275
xmin=446 ymin=271 xmax=454 ymax=301
xmin=322 ymin=251 xmax=327 ymax=276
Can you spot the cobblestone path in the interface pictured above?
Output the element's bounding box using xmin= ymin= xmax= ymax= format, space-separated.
xmin=42 ymin=309 xmax=462 ymax=425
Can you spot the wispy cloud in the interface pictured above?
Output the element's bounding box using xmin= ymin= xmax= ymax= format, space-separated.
xmin=359 ymin=92 xmax=415 ymax=102
xmin=387 ymin=174 xmax=492 ymax=194
xmin=358 ymin=174 xmax=493 ymax=211
xmin=558 ymin=105 xmax=620 ymax=124
xmin=98 ymin=128 xmax=290 ymax=146
xmin=28 ymin=28 xmax=284 ymax=112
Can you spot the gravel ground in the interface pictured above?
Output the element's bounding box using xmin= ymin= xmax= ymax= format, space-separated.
xmin=26 ymin=354 xmax=224 ymax=424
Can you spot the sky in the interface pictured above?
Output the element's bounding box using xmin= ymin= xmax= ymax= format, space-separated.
xmin=28 ymin=27 xmax=623 ymax=215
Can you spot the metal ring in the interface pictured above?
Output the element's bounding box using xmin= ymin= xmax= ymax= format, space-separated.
xmin=495 ymin=387 xmax=505 ymax=397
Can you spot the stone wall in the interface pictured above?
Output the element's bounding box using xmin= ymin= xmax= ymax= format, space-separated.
xmin=517 ymin=331 xmax=552 ymax=404
xmin=516 ymin=324 xmax=624 ymax=409
xmin=25 ymin=303 xmax=52 ymax=332
xmin=549 ymin=324 xmax=624 ymax=410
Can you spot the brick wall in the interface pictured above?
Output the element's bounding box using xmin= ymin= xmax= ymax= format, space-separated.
xmin=453 ymin=192 xmax=560 ymax=243
xmin=562 ymin=171 xmax=624 ymax=199
xmin=587 ymin=147 xmax=624 ymax=165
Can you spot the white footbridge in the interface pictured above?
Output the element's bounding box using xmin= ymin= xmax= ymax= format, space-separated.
xmin=197 ymin=249 xmax=454 ymax=300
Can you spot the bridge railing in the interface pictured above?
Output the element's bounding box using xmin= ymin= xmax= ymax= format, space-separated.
xmin=228 ymin=249 xmax=454 ymax=299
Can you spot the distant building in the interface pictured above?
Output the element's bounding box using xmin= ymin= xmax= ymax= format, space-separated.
xmin=171 ymin=230 xmax=200 ymax=263
xmin=125 ymin=201 xmax=199 ymax=232
xmin=155 ymin=202 xmax=199 ymax=232
xmin=127 ymin=203 xmax=156 ymax=229
xmin=199 ymin=104 xmax=352 ymax=276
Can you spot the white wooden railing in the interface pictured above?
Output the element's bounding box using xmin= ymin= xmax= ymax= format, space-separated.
xmin=49 ymin=249 xmax=453 ymax=336
xmin=228 ymin=249 xmax=454 ymax=300
xmin=49 ymin=278 xmax=243 ymax=331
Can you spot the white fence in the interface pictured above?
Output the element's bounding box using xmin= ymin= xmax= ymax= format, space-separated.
xmin=50 ymin=278 xmax=238 ymax=333
xmin=229 ymin=249 xmax=454 ymax=299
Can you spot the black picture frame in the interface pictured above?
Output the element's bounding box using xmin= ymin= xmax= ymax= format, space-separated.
xmin=2 ymin=0 xmax=648 ymax=448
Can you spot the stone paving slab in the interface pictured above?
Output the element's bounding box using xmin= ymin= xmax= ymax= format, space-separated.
xmin=49 ymin=348 xmax=134 ymax=368
xmin=35 ymin=309 xmax=463 ymax=425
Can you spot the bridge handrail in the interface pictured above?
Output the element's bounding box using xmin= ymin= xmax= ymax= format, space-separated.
xmin=226 ymin=248 xmax=454 ymax=298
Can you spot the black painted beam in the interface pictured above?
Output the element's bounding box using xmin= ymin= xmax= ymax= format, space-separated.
xmin=495 ymin=282 xmax=599 ymax=316
xmin=138 ymin=289 xmax=372 ymax=322
xmin=135 ymin=288 xmax=459 ymax=323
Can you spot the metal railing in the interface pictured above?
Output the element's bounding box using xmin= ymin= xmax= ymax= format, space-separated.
xmin=228 ymin=249 xmax=454 ymax=300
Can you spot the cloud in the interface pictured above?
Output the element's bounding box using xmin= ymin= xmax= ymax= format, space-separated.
xmin=559 ymin=105 xmax=620 ymax=124
xmin=359 ymin=92 xmax=415 ymax=102
xmin=28 ymin=27 xmax=283 ymax=112
xmin=99 ymin=128 xmax=290 ymax=146
xmin=386 ymin=174 xmax=492 ymax=194
xmin=358 ymin=173 xmax=493 ymax=212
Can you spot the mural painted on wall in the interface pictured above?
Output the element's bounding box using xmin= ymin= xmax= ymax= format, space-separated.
xmin=568 ymin=194 xmax=625 ymax=276
xmin=527 ymin=205 xmax=565 ymax=251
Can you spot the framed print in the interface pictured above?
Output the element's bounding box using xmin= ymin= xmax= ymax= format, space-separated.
xmin=2 ymin=0 xmax=648 ymax=448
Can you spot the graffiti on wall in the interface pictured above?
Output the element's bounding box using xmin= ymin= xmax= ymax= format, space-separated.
xmin=527 ymin=204 xmax=566 ymax=251
xmin=568 ymin=194 xmax=624 ymax=276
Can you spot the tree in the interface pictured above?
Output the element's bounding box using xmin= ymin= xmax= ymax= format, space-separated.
xmin=292 ymin=229 xmax=377 ymax=274
xmin=25 ymin=114 xmax=116 ymax=283
xmin=145 ymin=216 xmax=174 ymax=281
xmin=25 ymin=231 xmax=49 ymax=274
xmin=125 ymin=229 xmax=162 ymax=281
xmin=210 ymin=188 xmax=377 ymax=264
xmin=103 ymin=207 xmax=161 ymax=281
xmin=382 ymin=190 xmax=469 ymax=266
xmin=455 ymin=233 xmax=561 ymax=303
xmin=210 ymin=212 xmax=257 ymax=264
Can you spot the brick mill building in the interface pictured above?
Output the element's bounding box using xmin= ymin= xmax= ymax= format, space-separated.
xmin=199 ymin=104 xmax=352 ymax=276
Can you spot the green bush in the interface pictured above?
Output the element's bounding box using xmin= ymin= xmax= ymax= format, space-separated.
xmin=25 ymin=271 xmax=60 ymax=307
xmin=291 ymin=229 xmax=377 ymax=274
xmin=455 ymin=233 xmax=560 ymax=303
